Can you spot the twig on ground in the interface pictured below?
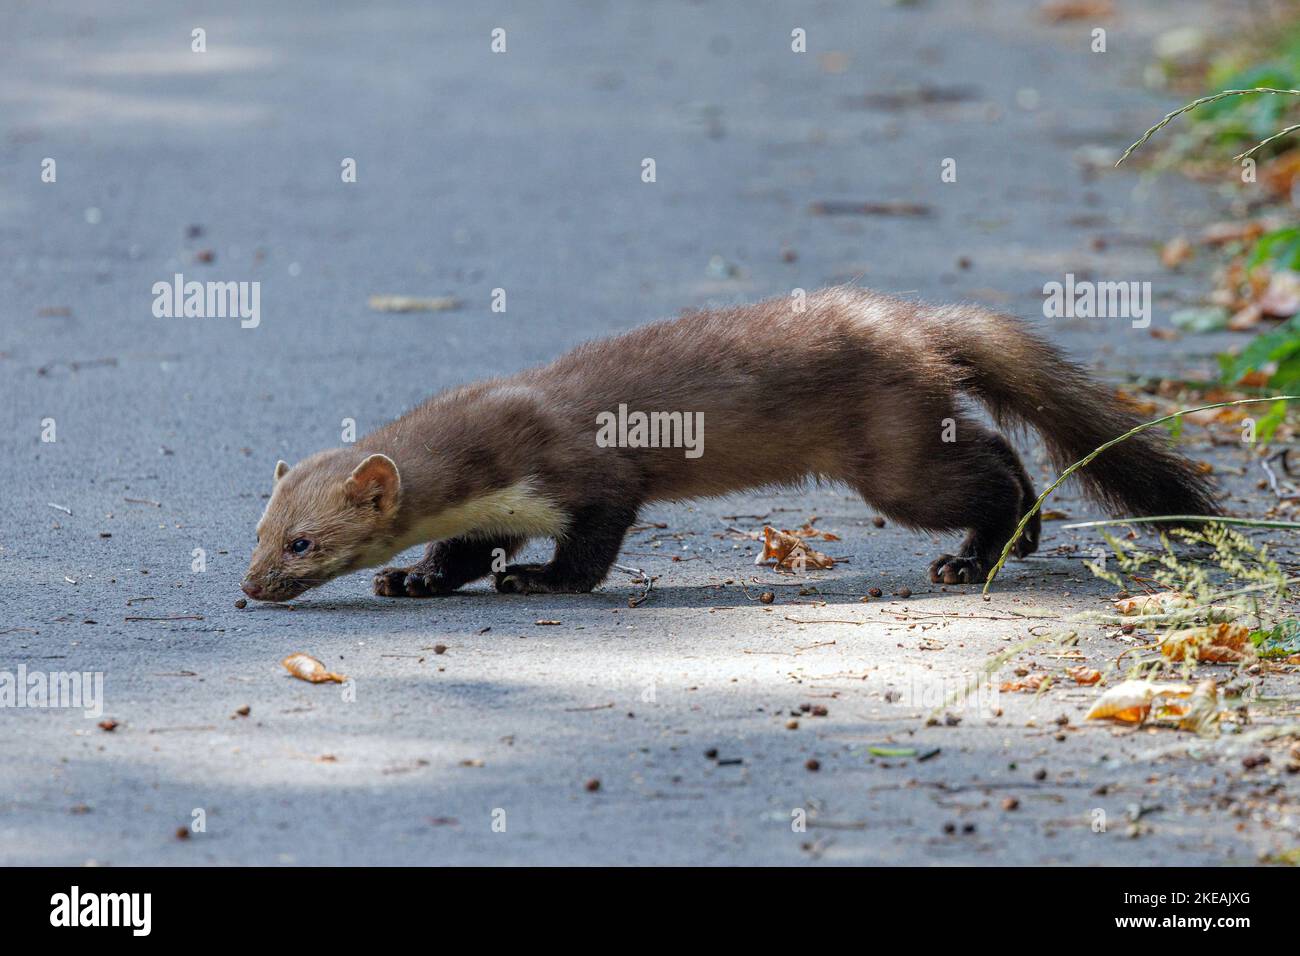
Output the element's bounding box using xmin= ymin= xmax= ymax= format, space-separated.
xmin=1262 ymin=452 xmax=1300 ymax=501
xmin=612 ymin=562 xmax=654 ymax=607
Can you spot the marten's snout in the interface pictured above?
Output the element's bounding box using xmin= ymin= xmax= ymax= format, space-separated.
xmin=240 ymin=579 xmax=265 ymax=600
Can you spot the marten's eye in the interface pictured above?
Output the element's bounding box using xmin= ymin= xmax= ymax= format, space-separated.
xmin=289 ymin=537 xmax=312 ymax=555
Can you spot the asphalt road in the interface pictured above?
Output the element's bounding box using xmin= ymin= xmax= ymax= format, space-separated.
xmin=2 ymin=0 xmax=1296 ymax=865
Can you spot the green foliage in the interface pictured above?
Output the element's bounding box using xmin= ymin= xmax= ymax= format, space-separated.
xmin=1218 ymin=317 xmax=1300 ymax=411
xmin=1084 ymin=522 xmax=1290 ymax=634
xmin=1252 ymin=619 xmax=1300 ymax=657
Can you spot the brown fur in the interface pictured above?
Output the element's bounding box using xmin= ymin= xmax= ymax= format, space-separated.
xmin=241 ymin=286 xmax=1220 ymax=601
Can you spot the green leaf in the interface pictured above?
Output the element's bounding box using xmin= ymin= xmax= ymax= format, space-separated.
xmin=868 ymin=746 xmax=917 ymax=758
xmin=1219 ymin=318 xmax=1300 ymax=384
xmin=1254 ymin=619 xmax=1300 ymax=656
xmin=1256 ymin=400 xmax=1288 ymax=444
xmin=1249 ymin=227 xmax=1300 ymax=269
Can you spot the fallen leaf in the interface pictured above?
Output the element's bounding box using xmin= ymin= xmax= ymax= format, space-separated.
xmin=1159 ymin=622 xmax=1254 ymax=663
xmin=1170 ymin=306 xmax=1229 ymax=333
xmin=1160 ymin=235 xmax=1193 ymax=269
xmin=1113 ymin=592 xmax=1193 ymax=616
xmin=281 ymin=653 xmax=348 ymax=684
xmin=1065 ymin=665 xmax=1102 ymax=685
xmin=1227 ymin=303 xmax=1263 ymax=331
xmin=1177 ymin=679 xmax=1220 ymax=734
xmin=1040 ymin=0 xmax=1113 ymax=22
xmin=793 ymin=521 xmax=841 ymax=542
xmin=1084 ymin=679 xmax=1194 ymax=724
xmin=1261 ymin=152 xmax=1300 ymax=197
xmin=1000 ymin=673 xmax=1048 ymax=693
xmin=1258 ymin=270 xmax=1300 ymax=318
xmin=1114 ymin=389 xmax=1158 ymax=415
xmin=756 ymin=526 xmax=834 ymax=571
xmin=1199 ymin=220 xmax=1266 ymax=246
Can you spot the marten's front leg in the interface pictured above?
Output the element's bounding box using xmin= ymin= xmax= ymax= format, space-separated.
xmin=374 ymin=535 xmax=524 ymax=597
xmin=494 ymin=503 xmax=637 ymax=594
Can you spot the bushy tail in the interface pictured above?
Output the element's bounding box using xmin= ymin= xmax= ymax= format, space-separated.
xmin=940 ymin=305 xmax=1221 ymax=520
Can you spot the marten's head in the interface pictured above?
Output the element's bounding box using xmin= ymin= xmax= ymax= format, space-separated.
xmin=241 ymin=450 xmax=403 ymax=601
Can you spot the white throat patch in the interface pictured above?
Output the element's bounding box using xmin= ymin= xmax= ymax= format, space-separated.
xmin=396 ymin=479 xmax=569 ymax=551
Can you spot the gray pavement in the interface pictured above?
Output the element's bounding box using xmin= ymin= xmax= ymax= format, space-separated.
xmin=2 ymin=0 xmax=1298 ymax=865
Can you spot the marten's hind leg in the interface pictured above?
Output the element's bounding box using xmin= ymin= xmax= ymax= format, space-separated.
xmin=925 ymin=432 xmax=1041 ymax=583
xmin=850 ymin=423 xmax=1039 ymax=584
xmin=494 ymin=503 xmax=638 ymax=594
xmin=374 ymin=535 xmax=525 ymax=597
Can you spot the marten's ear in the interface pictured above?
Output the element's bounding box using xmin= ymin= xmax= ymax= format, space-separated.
xmin=273 ymin=460 xmax=290 ymax=486
xmin=344 ymin=454 xmax=401 ymax=513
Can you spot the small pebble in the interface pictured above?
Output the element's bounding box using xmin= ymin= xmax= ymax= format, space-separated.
xmin=805 ymin=758 xmax=821 ymax=772
xmin=234 ymin=598 xmax=247 ymax=609
xmin=1002 ymin=797 xmax=1020 ymax=811
xmin=584 ymin=778 xmax=601 ymax=792
xmin=759 ymin=591 xmax=775 ymax=605
xmin=868 ymin=587 xmax=882 ymax=598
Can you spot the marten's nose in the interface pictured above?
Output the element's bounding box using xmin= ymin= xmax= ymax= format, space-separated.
xmin=240 ymin=580 xmax=264 ymax=600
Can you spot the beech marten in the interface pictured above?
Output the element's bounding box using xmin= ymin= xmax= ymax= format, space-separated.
xmin=240 ymin=287 xmax=1219 ymax=602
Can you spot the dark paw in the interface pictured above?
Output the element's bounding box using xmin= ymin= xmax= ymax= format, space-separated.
xmin=373 ymin=567 xmax=413 ymax=597
xmin=494 ymin=563 xmax=550 ymax=595
xmin=373 ymin=567 xmax=453 ymax=597
xmin=928 ymin=554 xmax=990 ymax=585
xmin=1013 ymin=524 xmax=1039 ymax=558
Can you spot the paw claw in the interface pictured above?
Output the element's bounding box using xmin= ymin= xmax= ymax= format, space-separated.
xmin=373 ymin=567 xmax=410 ymax=597
xmin=928 ymin=554 xmax=988 ymax=586
xmin=404 ymin=573 xmax=431 ymax=597
xmin=928 ymin=555 xmax=954 ymax=584
xmin=494 ymin=564 xmax=550 ymax=595
xmin=374 ymin=567 xmax=455 ymax=597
